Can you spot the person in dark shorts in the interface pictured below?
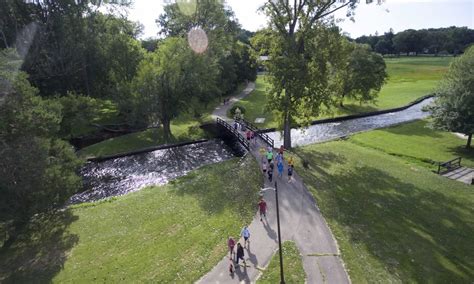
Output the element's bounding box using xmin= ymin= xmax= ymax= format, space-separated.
xmin=228 ymin=236 xmax=236 ymax=259
xmin=240 ymin=226 xmax=250 ymax=247
xmin=258 ymin=198 xmax=267 ymax=221
xmin=288 ymin=165 xmax=293 ymax=182
xmin=236 ymin=243 xmax=245 ymax=265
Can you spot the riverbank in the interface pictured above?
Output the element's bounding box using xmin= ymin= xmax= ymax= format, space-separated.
xmin=0 ymin=156 xmax=262 ymax=283
xmin=294 ymin=121 xmax=474 ymax=282
xmin=234 ymin=57 xmax=451 ymax=129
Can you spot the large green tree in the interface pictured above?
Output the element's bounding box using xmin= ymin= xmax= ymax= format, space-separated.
xmin=0 ymin=49 xmax=82 ymax=247
xmin=338 ymin=42 xmax=387 ymax=107
xmin=429 ymin=45 xmax=474 ymax=148
xmin=132 ymin=37 xmax=219 ymax=140
xmin=261 ymin=0 xmax=380 ymax=148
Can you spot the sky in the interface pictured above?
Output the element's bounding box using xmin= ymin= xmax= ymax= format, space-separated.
xmin=126 ymin=0 xmax=474 ymax=39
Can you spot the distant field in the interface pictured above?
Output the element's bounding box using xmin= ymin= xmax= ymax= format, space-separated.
xmin=237 ymin=57 xmax=452 ymax=129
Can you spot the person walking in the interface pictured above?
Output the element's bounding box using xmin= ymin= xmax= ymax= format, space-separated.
xmin=288 ymin=164 xmax=293 ymax=182
xmin=240 ymin=226 xmax=250 ymax=247
xmin=258 ymin=198 xmax=267 ymax=221
xmin=277 ymin=160 xmax=284 ymax=179
xmin=236 ymin=243 xmax=245 ymax=265
xmin=228 ymin=236 xmax=236 ymax=259
xmin=262 ymin=161 xmax=267 ymax=175
xmin=266 ymin=149 xmax=273 ymax=164
xmin=268 ymin=166 xmax=273 ymax=182
xmin=287 ymin=156 xmax=294 ymax=168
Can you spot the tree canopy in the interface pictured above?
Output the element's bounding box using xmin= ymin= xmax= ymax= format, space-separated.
xmin=429 ymin=45 xmax=474 ymax=148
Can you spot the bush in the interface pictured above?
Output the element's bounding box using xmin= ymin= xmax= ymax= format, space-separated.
xmin=229 ymin=105 xmax=246 ymax=116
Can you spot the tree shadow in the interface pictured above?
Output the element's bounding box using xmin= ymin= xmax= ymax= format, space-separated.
xmin=0 ymin=210 xmax=79 ymax=283
xmin=171 ymin=156 xmax=261 ymax=218
xmin=302 ymin=163 xmax=474 ymax=282
xmin=447 ymin=145 xmax=474 ymax=165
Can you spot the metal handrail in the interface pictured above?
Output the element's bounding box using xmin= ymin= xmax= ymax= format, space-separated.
xmin=241 ymin=119 xmax=274 ymax=148
xmin=437 ymin=157 xmax=462 ymax=174
xmin=216 ymin=117 xmax=250 ymax=150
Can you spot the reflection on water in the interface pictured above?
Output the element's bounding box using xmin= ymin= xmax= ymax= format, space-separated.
xmin=267 ymin=98 xmax=433 ymax=147
xmin=70 ymin=140 xmax=235 ymax=204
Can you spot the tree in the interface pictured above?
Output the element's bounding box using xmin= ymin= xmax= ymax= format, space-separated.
xmin=429 ymin=45 xmax=474 ymax=148
xmin=132 ymin=37 xmax=218 ymax=140
xmin=261 ymin=0 xmax=380 ymax=148
xmin=0 ymin=50 xmax=82 ymax=247
xmin=338 ymin=43 xmax=387 ymax=107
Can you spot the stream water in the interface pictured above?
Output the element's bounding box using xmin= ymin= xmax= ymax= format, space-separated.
xmin=69 ymin=140 xmax=236 ymax=204
xmin=266 ymin=98 xmax=433 ymax=147
xmin=73 ymin=98 xmax=433 ymax=204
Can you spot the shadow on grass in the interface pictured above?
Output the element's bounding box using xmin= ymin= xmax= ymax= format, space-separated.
xmin=0 ymin=210 xmax=78 ymax=283
xmin=172 ymin=156 xmax=262 ymax=219
xmin=447 ymin=145 xmax=474 ymax=164
xmin=300 ymin=159 xmax=474 ymax=282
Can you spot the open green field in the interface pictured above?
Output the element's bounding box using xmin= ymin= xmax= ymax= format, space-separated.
xmin=236 ymin=57 xmax=452 ymax=129
xmin=258 ymin=241 xmax=305 ymax=283
xmin=351 ymin=120 xmax=474 ymax=170
xmin=0 ymin=156 xmax=262 ymax=283
xmin=294 ymin=123 xmax=474 ymax=282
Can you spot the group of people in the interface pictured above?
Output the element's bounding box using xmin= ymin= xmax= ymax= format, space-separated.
xmin=226 ymin=198 xmax=268 ymax=273
xmin=261 ymin=146 xmax=294 ymax=183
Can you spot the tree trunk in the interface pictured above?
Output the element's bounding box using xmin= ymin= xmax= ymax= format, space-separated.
xmin=467 ymin=134 xmax=472 ymax=149
xmin=283 ymin=111 xmax=291 ymax=149
xmin=162 ymin=119 xmax=172 ymax=142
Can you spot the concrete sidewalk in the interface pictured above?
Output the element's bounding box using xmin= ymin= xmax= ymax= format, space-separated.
xmin=199 ymin=82 xmax=350 ymax=283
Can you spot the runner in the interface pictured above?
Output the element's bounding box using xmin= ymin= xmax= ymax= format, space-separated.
xmin=266 ymin=149 xmax=273 ymax=164
xmin=258 ymin=198 xmax=267 ymax=221
xmin=262 ymin=161 xmax=267 ymax=175
xmin=277 ymin=160 xmax=284 ymax=179
xmin=236 ymin=243 xmax=245 ymax=265
xmin=268 ymin=162 xmax=274 ymax=182
xmin=227 ymin=236 xmax=236 ymax=259
xmin=287 ymin=156 xmax=294 ymax=168
xmin=240 ymin=226 xmax=250 ymax=247
xmin=288 ymin=165 xmax=293 ymax=182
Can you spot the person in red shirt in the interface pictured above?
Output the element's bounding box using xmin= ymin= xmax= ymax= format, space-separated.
xmin=258 ymin=198 xmax=267 ymax=222
xmin=228 ymin=236 xmax=236 ymax=259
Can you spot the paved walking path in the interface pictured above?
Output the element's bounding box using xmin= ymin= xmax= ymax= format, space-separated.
xmin=198 ymin=82 xmax=350 ymax=283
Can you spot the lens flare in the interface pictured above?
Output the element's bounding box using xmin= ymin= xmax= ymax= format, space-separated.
xmin=177 ymin=0 xmax=197 ymax=16
xmin=187 ymin=28 xmax=208 ymax=54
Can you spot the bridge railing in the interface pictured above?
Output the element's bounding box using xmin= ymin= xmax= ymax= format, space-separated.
xmin=241 ymin=119 xmax=274 ymax=148
xmin=216 ymin=117 xmax=250 ymax=150
xmin=437 ymin=157 xmax=462 ymax=174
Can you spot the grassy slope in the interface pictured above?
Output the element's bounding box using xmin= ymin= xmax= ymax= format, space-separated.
xmin=77 ymin=84 xmax=248 ymax=158
xmin=351 ymin=120 xmax=474 ymax=170
xmin=294 ymin=133 xmax=474 ymax=282
xmin=258 ymin=241 xmax=306 ymax=284
xmin=238 ymin=57 xmax=452 ymax=129
xmin=0 ymin=156 xmax=262 ymax=283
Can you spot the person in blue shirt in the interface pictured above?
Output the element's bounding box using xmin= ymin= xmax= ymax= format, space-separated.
xmin=240 ymin=226 xmax=250 ymax=247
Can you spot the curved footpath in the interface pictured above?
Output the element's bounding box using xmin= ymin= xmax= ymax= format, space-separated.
xmin=198 ymin=82 xmax=350 ymax=283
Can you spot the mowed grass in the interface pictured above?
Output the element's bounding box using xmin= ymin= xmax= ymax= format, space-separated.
xmin=258 ymin=241 xmax=305 ymax=283
xmin=78 ymin=83 xmax=247 ymax=158
xmin=351 ymin=120 xmax=474 ymax=170
xmin=77 ymin=120 xmax=207 ymax=158
xmin=0 ymin=156 xmax=262 ymax=283
xmin=239 ymin=57 xmax=452 ymax=128
xmin=294 ymin=139 xmax=474 ymax=282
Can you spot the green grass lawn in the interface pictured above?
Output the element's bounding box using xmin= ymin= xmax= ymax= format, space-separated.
xmin=293 ymin=133 xmax=474 ymax=282
xmin=0 ymin=156 xmax=262 ymax=283
xmin=351 ymin=120 xmax=474 ymax=170
xmin=77 ymin=120 xmax=207 ymax=158
xmin=78 ymin=83 xmax=247 ymax=158
xmin=238 ymin=57 xmax=452 ymax=129
xmin=258 ymin=241 xmax=305 ymax=283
